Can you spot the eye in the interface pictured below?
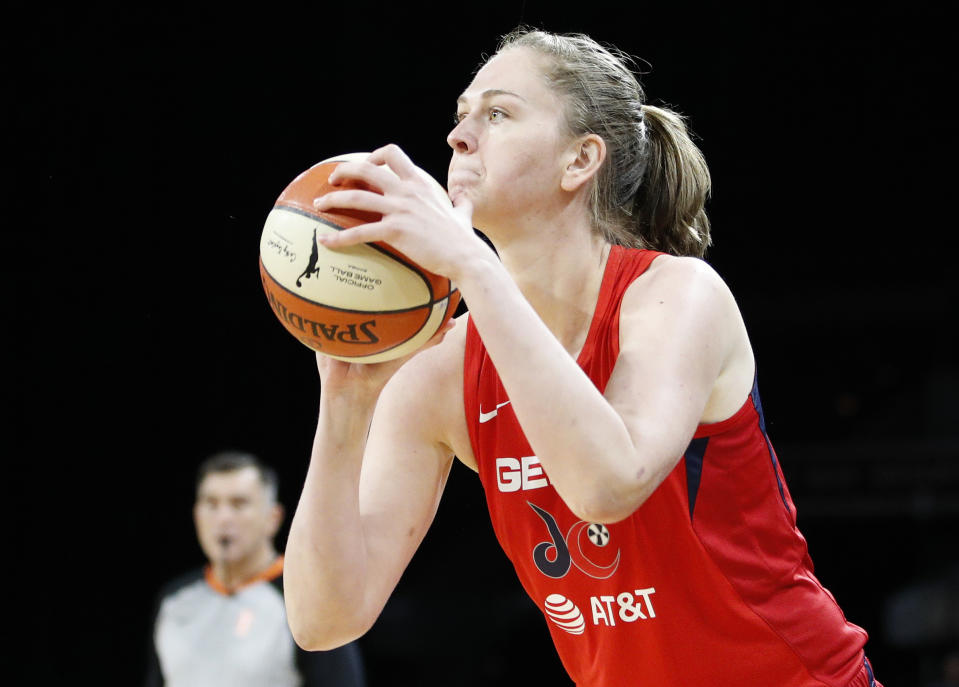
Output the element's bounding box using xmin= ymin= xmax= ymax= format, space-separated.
xmin=488 ymin=108 xmax=506 ymax=122
xmin=453 ymin=111 xmax=467 ymax=125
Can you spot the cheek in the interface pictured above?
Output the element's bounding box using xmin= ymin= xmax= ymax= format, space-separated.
xmin=494 ymin=151 xmax=559 ymax=200
xmin=194 ymin=521 xmax=218 ymax=551
xmin=193 ymin=512 xmax=211 ymax=535
xmin=240 ymin=512 xmax=269 ymax=535
xmin=498 ymin=131 xmax=565 ymax=182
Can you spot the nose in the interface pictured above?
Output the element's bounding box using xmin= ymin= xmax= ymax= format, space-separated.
xmin=447 ymin=117 xmax=476 ymax=154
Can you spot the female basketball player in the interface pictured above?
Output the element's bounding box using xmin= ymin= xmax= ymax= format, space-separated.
xmin=283 ymin=28 xmax=882 ymax=686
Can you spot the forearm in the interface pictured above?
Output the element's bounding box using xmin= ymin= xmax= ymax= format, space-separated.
xmin=284 ymin=394 xmax=378 ymax=649
xmin=456 ymin=256 xmax=644 ymax=521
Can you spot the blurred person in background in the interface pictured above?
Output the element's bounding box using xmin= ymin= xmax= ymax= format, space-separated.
xmin=145 ymin=451 xmax=365 ymax=686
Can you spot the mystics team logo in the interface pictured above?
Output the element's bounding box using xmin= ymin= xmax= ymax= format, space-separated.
xmin=528 ymin=502 xmax=621 ymax=579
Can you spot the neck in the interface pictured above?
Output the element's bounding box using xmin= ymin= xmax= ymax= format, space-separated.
xmin=210 ymin=545 xmax=277 ymax=592
xmin=492 ymin=218 xmax=610 ymax=356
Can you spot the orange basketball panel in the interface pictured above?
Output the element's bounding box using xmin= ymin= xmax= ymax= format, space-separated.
xmin=260 ymin=260 xmax=431 ymax=357
xmin=277 ymin=160 xmax=380 ymax=228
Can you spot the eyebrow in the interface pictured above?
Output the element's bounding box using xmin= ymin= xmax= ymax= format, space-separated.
xmin=456 ymin=88 xmax=527 ymax=106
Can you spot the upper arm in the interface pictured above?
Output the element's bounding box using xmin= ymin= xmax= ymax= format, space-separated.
xmin=351 ymin=321 xmax=467 ymax=617
xmin=604 ymin=256 xmax=753 ymax=488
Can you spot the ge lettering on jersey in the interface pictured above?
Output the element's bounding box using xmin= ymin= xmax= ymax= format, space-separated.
xmin=495 ymin=456 xmax=549 ymax=492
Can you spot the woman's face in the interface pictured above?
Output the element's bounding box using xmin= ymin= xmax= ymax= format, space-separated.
xmin=447 ymin=47 xmax=573 ymax=235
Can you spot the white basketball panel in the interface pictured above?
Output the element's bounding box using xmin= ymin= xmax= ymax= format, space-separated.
xmin=260 ymin=208 xmax=430 ymax=311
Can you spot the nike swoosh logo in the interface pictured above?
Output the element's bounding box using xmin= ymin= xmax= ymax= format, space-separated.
xmin=479 ymin=401 xmax=511 ymax=424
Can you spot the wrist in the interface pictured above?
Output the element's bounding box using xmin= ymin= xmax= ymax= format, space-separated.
xmin=449 ymin=239 xmax=506 ymax=300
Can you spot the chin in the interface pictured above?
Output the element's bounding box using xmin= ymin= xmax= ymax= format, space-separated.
xmin=448 ymin=185 xmax=474 ymax=206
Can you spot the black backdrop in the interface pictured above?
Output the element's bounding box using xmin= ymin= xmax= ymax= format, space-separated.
xmin=9 ymin=2 xmax=957 ymax=685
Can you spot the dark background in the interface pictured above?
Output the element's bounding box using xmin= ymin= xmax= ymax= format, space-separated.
xmin=9 ymin=1 xmax=957 ymax=685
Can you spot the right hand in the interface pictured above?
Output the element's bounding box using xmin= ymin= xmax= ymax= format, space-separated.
xmin=312 ymin=144 xmax=485 ymax=284
xmin=315 ymin=319 xmax=456 ymax=400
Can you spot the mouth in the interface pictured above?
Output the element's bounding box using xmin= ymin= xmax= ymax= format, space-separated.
xmin=447 ymin=169 xmax=481 ymax=198
xmin=448 ymin=167 xmax=480 ymax=181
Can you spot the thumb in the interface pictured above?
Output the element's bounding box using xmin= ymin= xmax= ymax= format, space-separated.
xmin=451 ymin=194 xmax=474 ymax=222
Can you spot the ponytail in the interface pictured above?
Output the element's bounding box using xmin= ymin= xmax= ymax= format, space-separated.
xmin=631 ymin=105 xmax=711 ymax=258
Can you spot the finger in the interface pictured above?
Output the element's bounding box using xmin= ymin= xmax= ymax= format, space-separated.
xmin=327 ymin=159 xmax=402 ymax=193
xmin=315 ymin=350 xmax=333 ymax=375
xmin=315 ymin=350 xmax=348 ymax=379
xmin=316 ymin=220 xmax=390 ymax=249
xmin=451 ymin=194 xmax=474 ymax=220
xmin=368 ymin=143 xmax=420 ymax=181
xmin=418 ymin=320 xmax=455 ymax=352
xmin=398 ymin=319 xmax=456 ymax=361
xmin=418 ymin=168 xmax=455 ymax=203
xmin=313 ymin=189 xmax=393 ymax=216
xmin=435 ymin=318 xmax=456 ymax=338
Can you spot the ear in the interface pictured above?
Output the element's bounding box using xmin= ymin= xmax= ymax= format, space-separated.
xmin=561 ymin=134 xmax=606 ymax=193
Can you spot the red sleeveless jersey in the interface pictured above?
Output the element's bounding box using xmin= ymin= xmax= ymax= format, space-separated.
xmin=463 ymin=246 xmax=870 ymax=686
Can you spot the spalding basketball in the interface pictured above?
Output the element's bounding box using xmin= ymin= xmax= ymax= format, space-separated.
xmin=259 ymin=153 xmax=460 ymax=363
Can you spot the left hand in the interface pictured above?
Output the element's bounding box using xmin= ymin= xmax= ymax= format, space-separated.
xmin=312 ymin=144 xmax=487 ymax=281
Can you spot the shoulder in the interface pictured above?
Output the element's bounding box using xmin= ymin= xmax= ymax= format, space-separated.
xmin=631 ymin=253 xmax=728 ymax=298
xmin=151 ymin=568 xmax=207 ymax=627
xmin=616 ymin=254 xmax=748 ymax=376
xmin=621 ymin=254 xmax=739 ymax=328
xmin=618 ymin=254 xmax=755 ymax=422
xmin=156 ymin=567 xmax=206 ymax=602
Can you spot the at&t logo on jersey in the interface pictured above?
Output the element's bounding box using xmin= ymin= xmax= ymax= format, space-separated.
xmin=589 ymin=588 xmax=657 ymax=627
xmin=541 ymin=588 xmax=658 ymax=634
xmin=543 ymin=594 xmax=586 ymax=635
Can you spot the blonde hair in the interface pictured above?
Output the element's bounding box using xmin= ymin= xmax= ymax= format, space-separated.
xmin=495 ymin=28 xmax=712 ymax=258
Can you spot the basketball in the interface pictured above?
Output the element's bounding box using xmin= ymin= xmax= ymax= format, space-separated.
xmin=259 ymin=153 xmax=460 ymax=363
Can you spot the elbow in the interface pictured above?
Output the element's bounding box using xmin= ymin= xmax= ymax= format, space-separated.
xmin=290 ymin=629 xmax=348 ymax=653
xmin=284 ymin=565 xmax=377 ymax=650
xmin=565 ymin=443 xmax=678 ymax=523
xmin=554 ymin=434 xmax=675 ymax=524
xmin=568 ymin=497 xmax=643 ymax=525
xmin=289 ymin=622 xmax=334 ymax=652
xmin=564 ymin=473 xmax=655 ymax=525
xmin=286 ymin=596 xmax=375 ymax=651
xmin=288 ymin=614 xmax=372 ymax=652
